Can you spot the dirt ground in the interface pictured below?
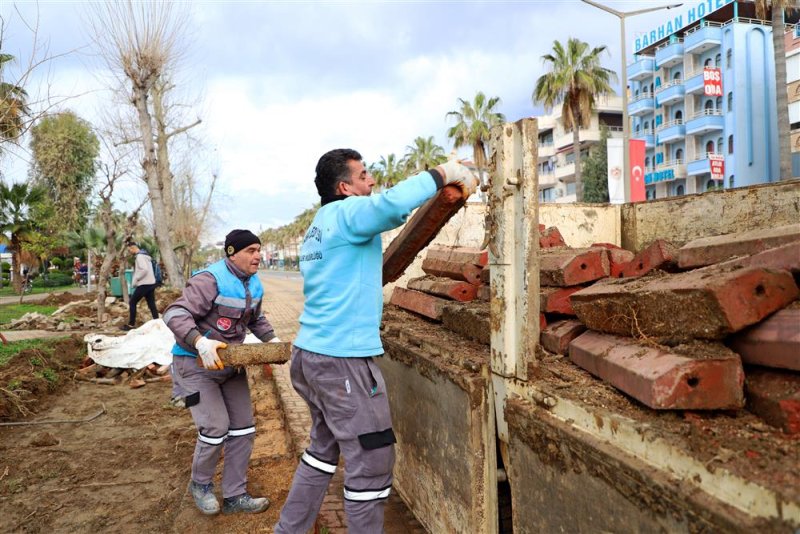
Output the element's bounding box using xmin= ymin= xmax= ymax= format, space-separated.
xmin=0 ymin=337 xmax=298 ymax=533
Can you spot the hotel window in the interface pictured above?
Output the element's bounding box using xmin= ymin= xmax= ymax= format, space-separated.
xmin=675 ymin=110 xmax=683 ymax=121
xmin=635 ymin=124 xmax=641 ymax=134
xmin=645 ymin=156 xmax=651 ymax=169
xmin=675 ymin=184 xmax=685 ymax=196
xmin=646 ymin=187 xmax=656 ymax=200
xmin=705 ymin=100 xmax=714 ymax=111
xmin=704 ymin=57 xmax=712 ymax=67
xmin=717 ymin=137 xmax=724 ymax=153
xmin=675 ymin=148 xmax=684 ymax=161
xmin=649 ymin=83 xmax=654 ymax=93
xmin=715 ymin=53 xmax=721 ymax=67
xmin=673 ymin=71 xmax=681 ymax=81
xmin=706 ymin=140 xmax=715 ymax=154
xmin=726 ymin=49 xmax=732 ymax=68
xmin=706 ymin=180 xmax=716 ymax=191
xmin=727 ymin=92 xmax=733 ymax=112
xmin=644 ymin=120 xmax=650 ymax=131
xmin=728 ymin=135 xmax=734 ymax=154
xmin=716 ymin=96 xmax=722 ymax=110
xmin=729 ymin=175 xmax=735 ymax=188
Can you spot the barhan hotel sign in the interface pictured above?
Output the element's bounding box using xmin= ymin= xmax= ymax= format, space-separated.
xmin=634 ymin=0 xmax=734 ymax=53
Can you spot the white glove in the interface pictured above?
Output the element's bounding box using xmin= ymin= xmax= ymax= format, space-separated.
xmin=195 ymin=337 xmax=226 ymax=370
xmin=435 ymin=160 xmax=479 ymax=198
xmin=268 ymin=336 xmax=282 ymax=343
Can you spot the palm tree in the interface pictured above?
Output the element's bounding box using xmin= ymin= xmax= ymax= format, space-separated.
xmin=0 ymin=53 xmax=30 ymax=145
xmin=533 ymin=38 xmax=616 ymax=202
xmin=372 ymin=154 xmax=405 ymax=190
xmin=446 ymin=92 xmax=505 ymax=177
xmin=0 ymin=182 xmax=45 ymax=294
xmin=403 ymin=136 xmax=447 ymax=173
xmin=755 ymin=0 xmax=799 ymax=179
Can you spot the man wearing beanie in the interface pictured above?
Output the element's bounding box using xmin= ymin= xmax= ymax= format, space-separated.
xmin=163 ymin=228 xmax=278 ymax=516
xmin=275 ymin=149 xmax=478 ymax=533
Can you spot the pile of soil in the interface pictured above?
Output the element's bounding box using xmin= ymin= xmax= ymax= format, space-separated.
xmin=40 ymin=292 xmax=93 ymax=307
xmin=0 ymin=335 xmax=86 ymax=420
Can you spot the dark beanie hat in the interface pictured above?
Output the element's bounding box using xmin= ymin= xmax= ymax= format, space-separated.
xmin=225 ymin=229 xmax=261 ymax=257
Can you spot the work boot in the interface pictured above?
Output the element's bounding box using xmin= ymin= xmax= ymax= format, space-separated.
xmin=188 ymin=480 xmax=220 ymax=515
xmin=222 ymin=493 xmax=270 ymax=514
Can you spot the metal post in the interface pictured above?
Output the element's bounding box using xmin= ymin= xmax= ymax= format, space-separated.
xmin=87 ymin=250 xmax=92 ymax=293
xmin=580 ymin=0 xmax=683 ymax=202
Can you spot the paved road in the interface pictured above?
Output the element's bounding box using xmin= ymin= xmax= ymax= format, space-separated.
xmin=258 ymin=269 xmax=426 ymax=533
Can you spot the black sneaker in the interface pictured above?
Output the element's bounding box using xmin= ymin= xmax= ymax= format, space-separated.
xmin=222 ymin=493 xmax=270 ymax=514
xmin=120 ymin=324 xmax=135 ymax=331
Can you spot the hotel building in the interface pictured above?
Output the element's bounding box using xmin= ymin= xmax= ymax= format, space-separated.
xmin=627 ymin=0 xmax=798 ymax=199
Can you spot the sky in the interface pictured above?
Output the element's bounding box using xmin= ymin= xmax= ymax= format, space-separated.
xmin=0 ymin=0 xmax=684 ymax=243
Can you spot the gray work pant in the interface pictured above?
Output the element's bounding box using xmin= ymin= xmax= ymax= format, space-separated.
xmin=275 ymin=347 xmax=396 ymax=534
xmin=172 ymin=355 xmax=255 ymax=498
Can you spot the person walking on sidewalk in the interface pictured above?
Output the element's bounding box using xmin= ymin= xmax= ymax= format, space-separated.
xmin=121 ymin=241 xmax=159 ymax=331
xmin=274 ymin=149 xmax=477 ymax=533
xmin=164 ymin=229 xmax=279 ymax=516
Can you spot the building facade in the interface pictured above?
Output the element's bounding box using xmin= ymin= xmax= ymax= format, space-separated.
xmin=537 ymin=95 xmax=623 ymax=203
xmin=628 ymin=0 xmax=795 ymax=200
xmin=787 ymin=24 xmax=800 ymax=176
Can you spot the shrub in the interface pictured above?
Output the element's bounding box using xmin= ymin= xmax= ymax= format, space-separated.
xmin=33 ymin=271 xmax=73 ymax=288
xmin=50 ymin=257 xmax=64 ymax=269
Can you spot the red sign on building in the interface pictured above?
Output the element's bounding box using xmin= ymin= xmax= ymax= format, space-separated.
xmin=703 ymin=67 xmax=723 ymax=97
xmin=629 ymin=139 xmax=646 ymax=202
xmin=709 ymin=153 xmax=725 ymax=180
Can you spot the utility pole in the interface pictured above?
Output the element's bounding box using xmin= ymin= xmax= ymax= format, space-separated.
xmin=581 ymin=0 xmax=683 ymax=202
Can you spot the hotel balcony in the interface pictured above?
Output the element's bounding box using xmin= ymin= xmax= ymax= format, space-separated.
xmin=684 ymin=69 xmax=706 ymax=95
xmin=539 ymin=140 xmax=555 ymax=159
xmin=656 ymin=119 xmax=686 ymax=144
xmin=655 ymin=39 xmax=684 ymax=69
xmin=655 ymin=159 xmax=687 ymax=180
xmin=687 ymin=153 xmax=719 ymax=176
xmin=685 ymin=109 xmax=725 ymax=136
xmin=655 ymin=79 xmax=685 ymax=106
xmin=628 ymin=57 xmax=655 ymax=81
xmin=628 ymin=92 xmax=655 ymax=116
xmin=633 ymin=128 xmax=655 ymax=149
xmin=684 ymin=23 xmax=723 ymax=54
xmin=539 ymin=168 xmax=557 ymax=187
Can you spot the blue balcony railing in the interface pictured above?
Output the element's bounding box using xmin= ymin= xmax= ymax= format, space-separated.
xmin=655 ymin=39 xmax=684 ymax=69
xmin=656 ymin=119 xmax=686 ymax=143
xmin=684 ymin=70 xmax=705 ymax=94
xmin=628 ymin=93 xmax=655 ymax=116
xmin=687 ymin=154 xmax=713 ymax=176
xmin=628 ymin=57 xmax=655 ymax=81
xmin=685 ymin=110 xmax=725 ymax=136
xmin=655 ymin=80 xmax=685 ymax=106
xmin=684 ymin=23 xmax=723 ymax=54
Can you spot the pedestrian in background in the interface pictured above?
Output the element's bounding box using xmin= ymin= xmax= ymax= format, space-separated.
xmin=163 ymin=229 xmax=278 ymax=516
xmin=274 ymin=149 xmax=477 ymax=533
xmin=121 ymin=241 xmax=159 ymax=331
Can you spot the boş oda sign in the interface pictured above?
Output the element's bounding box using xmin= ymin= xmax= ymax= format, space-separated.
xmin=703 ymin=67 xmax=723 ymax=97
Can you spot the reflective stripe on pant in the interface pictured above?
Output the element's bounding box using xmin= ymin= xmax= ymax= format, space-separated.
xmin=172 ymin=355 xmax=255 ymax=498
xmin=275 ymin=347 xmax=396 ymax=534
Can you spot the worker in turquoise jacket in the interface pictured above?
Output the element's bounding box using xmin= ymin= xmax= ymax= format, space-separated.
xmin=275 ymin=148 xmax=477 ymax=533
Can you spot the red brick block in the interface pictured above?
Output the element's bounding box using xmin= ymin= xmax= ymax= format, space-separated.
xmin=569 ymin=331 xmax=745 ymax=410
xmin=390 ymin=287 xmax=448 ymax=321
xmin=382 ymin=185 xmax=466 ymax=285
xmin=540 ymin=313 xmax=547 ymax=330
xmin=619 ymin=239 xmax=678 ymax=278
xmin=477 ymin=284 xmax=490 ymax=301
xmin=540 ymin=226 xmax=566 ymax=249
xmin=678 ymin=223 xmax=800 ymax=269
xmin=427 ymin=245 xmax=488 ymax=267
xmin=716 ymin=241 xmax=800 ymax=274
xmin=407 ymin=276 xmax=478 ymax=302
xmin=540 ymin=319 xmax=586 ymax=355
xmin=745 ymin=367 xmax=800 ymax=434
xmin=571 ymin=266 xmax=799 ymax=341
xmin=591 ymin=244 xmax=635 ymax=278
xmin=540 ymin=248 xmax=610 ymax=287
xmin=421 ymin=257 xmax=483 ymax=286
xmin=540 ymin=286 xmax=582 ymax=315
xmin=728 ymin=307 xmax=800 ymax=371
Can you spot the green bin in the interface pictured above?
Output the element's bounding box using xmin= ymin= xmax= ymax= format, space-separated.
xmin=109 ymin=269 xmax=134 ymax=297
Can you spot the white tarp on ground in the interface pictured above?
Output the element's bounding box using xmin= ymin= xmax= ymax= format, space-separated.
xmin=83 ymin=319 xmax=261 ymax=370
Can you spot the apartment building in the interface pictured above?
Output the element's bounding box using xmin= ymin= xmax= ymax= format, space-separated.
xmin=787 ymin=24 xmax=800 ymax=176
xmin=628 ymin=0 xmax=797 ymax=199
xmin=537 ymin=95 xmax=623 ymax=203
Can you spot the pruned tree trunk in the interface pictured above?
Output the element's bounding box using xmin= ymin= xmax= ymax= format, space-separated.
xmin=772 ymin=6 xmax=794 ymax=180
xmin=96 ymin=201 xmax=117 ymax=323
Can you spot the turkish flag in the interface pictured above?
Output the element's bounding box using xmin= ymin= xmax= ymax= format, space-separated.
xmin=629 ymin=139 xmax=646 ymax=202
